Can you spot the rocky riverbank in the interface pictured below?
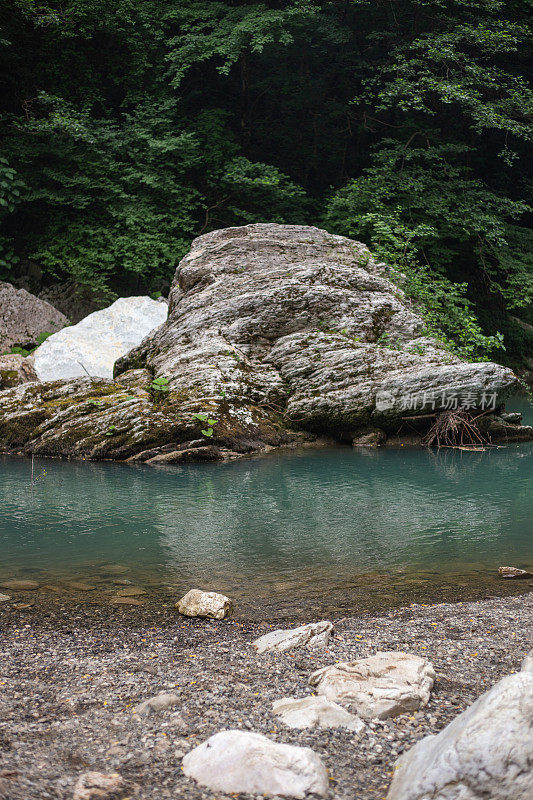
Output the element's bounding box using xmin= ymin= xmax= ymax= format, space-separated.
xmin=0 ymin=593 xmax=531 ymax=799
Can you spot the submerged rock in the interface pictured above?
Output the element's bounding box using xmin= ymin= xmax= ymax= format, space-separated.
xmin=0 ymin=579 xmax=39 ymax=590
xmin=478 ymin=415 xmax=533 ymax=443
xmin=100 ymin=564 xmax=129 ymax=574
xmin=0 ymin=282 xmax=67 ymax=351
xmin=33 ymin=296 xmax=167 ymax=381
xmin=114 ymin=586 xmax=146 ymax=597
xmin=273 ymin=695 xmax=365 ymax=732
xmin=67 ymin=582 xmax=97 ymax=591
xmin=176 ymin=589 xmax=233 ymax=619
xmin=387 ymin=654 xmax=533 ymax=800
xmin=0 ymin=224 xmax=526 ymax=461
xmin=500 ymin=411 xmax=522 ymax=424
xmin=498 ymin=566 xmax=533 ymax=579
xmin=253 ymin=621 xmax=333 ymax=653
xmin=182 ymin=729 xmax=329 ymax=797
xmin=309 ymin=651 xmax=436 ymax=719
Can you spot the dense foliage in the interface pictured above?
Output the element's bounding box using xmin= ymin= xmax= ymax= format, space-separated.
xmin=1 ymin=1 xmax=531 ymax=362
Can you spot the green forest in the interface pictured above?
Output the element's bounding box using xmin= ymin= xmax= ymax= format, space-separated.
xmin=1 ymin=0 xmax=532 ymax=366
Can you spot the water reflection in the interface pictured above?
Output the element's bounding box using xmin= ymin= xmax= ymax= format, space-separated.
xmin=1 ymin=433 xmax=531 ymax=599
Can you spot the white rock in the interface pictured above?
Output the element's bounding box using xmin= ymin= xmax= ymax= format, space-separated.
xmin=387 ymin=658 xmax=533 ymax=800
xmin=73 ymin=771 xmax=125 ymax=800
xmin=182 ymin=729 xmax=328 ymax=797
xmin=309 ymin=651 xmax=435 ymax=719
xmin=176 ymin=589 xmax=233 ymax=620
xmin=133 ymin=692 xmax=180 ymax=716
xmin=273 ymin=695 xmax=365 ymax=732
xmin=253 ymin=621 xmax=333 ymax=653
xmin=0 ymin=593 xmax=11 ymax=603
xmin=33 ymin=296 xmax=167 ymax=381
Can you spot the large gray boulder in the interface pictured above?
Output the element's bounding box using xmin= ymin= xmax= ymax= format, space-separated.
xmin=182 ymin=729 xmax=328 ymax=797
xmin=386 ymin=654 xmax=533 ymax=800
xmin=117 ymin=224 xmax=518 ymax=431
xmin=33 ymin=296 xmax=167 ymax=381
xmin=0 ymin=225 xmax=526 ymax=461
xmin=0 ymin=282 xmax=67 ymax=350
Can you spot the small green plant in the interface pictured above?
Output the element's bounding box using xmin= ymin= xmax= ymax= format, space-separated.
xmin=105 ymin=425 xmax=117 ymax=437
xmin=407 ymin=343 xmax=427 ymax=356
xmin=223 ymin=349 xmax=241 ymax=362
xmin=357 ymin=251 xmax=371 ymax=269
xmin=149 ymin=375 xmax=170 ymax=401
xmin=2 ymin=345 xmax=31 ymax=356
xmin=35 ymin=331 xmax=53 ymax=346
xmin=87 ymin=398 xmax=104 ymax=407
xmin=376 ymin=331 xmax=402 ymax=350
xmin=193 ymin=412 xmax=218 ymax=437
xmin=2 ymin=331 xmax=53 ymax=357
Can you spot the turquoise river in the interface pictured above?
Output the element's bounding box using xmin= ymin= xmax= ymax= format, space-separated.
xmin=1 ymin=398 xmax=532 ymax=617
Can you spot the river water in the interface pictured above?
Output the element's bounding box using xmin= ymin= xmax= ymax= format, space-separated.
xmin=1 ymin=398 xmax=531 ymax=617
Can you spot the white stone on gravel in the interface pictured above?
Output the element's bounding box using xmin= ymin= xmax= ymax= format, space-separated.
xmin=309 ymin=650 xmax=436 ymax=719
xmin=0 ymin=593 xmax=11 ymax=602
xmin=133 ymin=692 xmax=180 ymax=716
xmin=33 ymin=296 xmax=167 ymax=381
xmin=273 ymin=695 xmax=365 ymax=732
xmin=176 ymin=588 xmax=233 ymax=619
xmin=182 ymin=729 xmax=328 ymax=797
xmin=387 ymin=654 xmax=533 ymax=800
xmin=253 ymin=621 xmax=333 ymax=653
xmin=72 ymin=770 xmax=126 ymax=800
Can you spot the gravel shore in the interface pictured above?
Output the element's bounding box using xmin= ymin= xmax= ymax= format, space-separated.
xmin=0 ymin=592 xmax=531 ymax=800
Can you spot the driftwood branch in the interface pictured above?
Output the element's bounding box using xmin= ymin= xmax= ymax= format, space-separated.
xmin=422 ymin=409 xmax=488 ymax=449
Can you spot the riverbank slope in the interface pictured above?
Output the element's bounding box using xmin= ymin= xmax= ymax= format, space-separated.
xmin=1 ymin=593 xmax=531 ymax=799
